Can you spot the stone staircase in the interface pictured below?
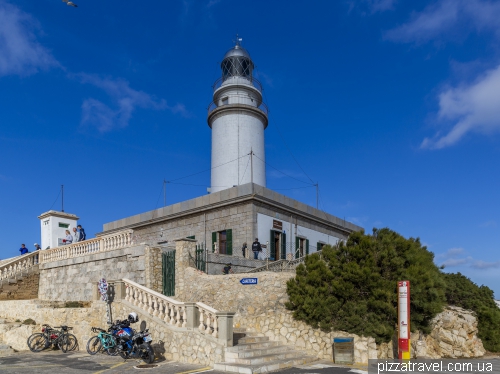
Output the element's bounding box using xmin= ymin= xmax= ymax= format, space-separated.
xmin=0 ymin=265 xmax=40 ymax=300
xmin=214 ymin=330 xmax=317 ymax=373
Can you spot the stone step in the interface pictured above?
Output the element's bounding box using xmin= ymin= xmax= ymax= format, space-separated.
xmin=225 ymin=345 xmax=292 ymax=359
xmin=214 ymin=354 xmax=317 ymax=374
xmin=227 ymin=340 xmax=281 ymax=352
xmin=237 ymin=336 xmax=270 ymax=344
xmin=225 ymin=350 xmax=305 ymax=365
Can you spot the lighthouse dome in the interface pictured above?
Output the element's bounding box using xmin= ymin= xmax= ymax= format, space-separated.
xmin=221 ymin=43 xmax=254 ymax=80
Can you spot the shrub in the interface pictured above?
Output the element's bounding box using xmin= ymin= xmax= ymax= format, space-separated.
xmin=442 ymin=272 xmax=500 ymax=352
xmin=22 ymin=318 xmax=36 ymax=325
xmin=286 ymin=228 xmax=446 ymax=344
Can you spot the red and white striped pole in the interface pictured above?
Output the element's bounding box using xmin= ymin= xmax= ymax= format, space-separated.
xmin=398 ymin=280 xmax=410 ymax=359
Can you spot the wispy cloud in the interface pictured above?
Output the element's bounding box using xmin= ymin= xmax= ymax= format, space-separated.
xmin=369 ymin=0 xmax=397 ymax=12
xmin=0 ymin=1 xmax=59 ymax=77
xmin=436 ymin=247 xmax=500 ymax=270
xmin=471 ymin=260 xmax=500 ymax=269
xmin=479 ymin=220 xmax=497 ymax=228
xmin=77 ymin=74 xmax=189 ymax=132
xmin=421 ymin=64 xmax=500 ymax=149
xmin=384 ymin=0 xmax=500 ymax=44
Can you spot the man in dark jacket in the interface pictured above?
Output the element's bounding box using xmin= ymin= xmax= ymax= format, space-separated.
xmin=251 ymin=238 xmax=262 ymax=260
xmin=77 ymin=225 xmax=86 ymax=241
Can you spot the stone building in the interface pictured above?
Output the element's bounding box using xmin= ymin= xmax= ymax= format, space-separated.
xmin=98 ymin=40 xmax=362 ymax=265
xmin=98 ymin=183 xmax=361 ymax=262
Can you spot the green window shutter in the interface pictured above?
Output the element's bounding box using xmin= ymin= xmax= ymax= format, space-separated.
xmin=281 ymin=232 xmax=287 ymax=260
xmin=306 ymin=239 xmax=309 ymax=255
xmin=226 ymin=229 xmax=233 ymax=256
xmin=186 ymin=235 xmax=195 ymax=239
xmin=212 ymin=232 xmax=217 ymax=253
xmin=269 ymin=230 xmax=276 ymax=261
xmin=295 ymin=237 xmax=299 ymax=259
xmin=317 ymin=242 xmax=322 ymax=252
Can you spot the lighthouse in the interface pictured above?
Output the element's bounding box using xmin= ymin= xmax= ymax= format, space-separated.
xmin=207 ymin=38 xmax=268 ymax=193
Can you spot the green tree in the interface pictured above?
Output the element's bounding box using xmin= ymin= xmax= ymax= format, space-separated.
xmin=286 ymin=228 xmax=446 ymax=344
xmin=442 ymin=272 xmax=500 ymax=352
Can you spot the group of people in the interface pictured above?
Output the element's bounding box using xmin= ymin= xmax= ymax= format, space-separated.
xmin=62 ymin=225 xmax=86 ymax=245
xmin=18 ymin=224 xmax=86 ymax=256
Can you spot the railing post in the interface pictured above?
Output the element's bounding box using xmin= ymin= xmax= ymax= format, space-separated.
xmin=111 ymin=280 xmax=126 ymax=301
xmin=215 ymin=312 xmax=235 ymax=347
xmin=184 ymin=302 xmax=199 ymax=330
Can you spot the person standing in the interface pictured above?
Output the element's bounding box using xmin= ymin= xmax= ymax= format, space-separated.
xmin=33 ymin=243 xmax=41 ymax=264
xmin=251 ymin=238 xmax=262 ymax=260
xmin=63 ymin=230 xmax=73 ymax=245
xmin=72 ymin=227 xmax=80 ymax=243
xmin=241 ymin=242 xmax=248 ymax=258
xmin=19 ymin=244 xmax=29 ymax=255
xmin=222 ymin=263 xmax=234 ymax=275
xmin=77 ymin=225 xmax=86 ymax=241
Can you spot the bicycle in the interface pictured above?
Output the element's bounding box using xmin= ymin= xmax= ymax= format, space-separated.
xmin=27 ymin=325 xmax=77 ymax=353
xmin=86 ymin=327 xmax=118 ymax=356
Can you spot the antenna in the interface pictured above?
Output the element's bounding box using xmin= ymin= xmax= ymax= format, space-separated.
xmin=315 ymin=183 xmax=318 ymax=210
xmin=61 ymin=184 xmax=64 ymax=212
xmin=163 ymin=180 xmax=167 ymax=207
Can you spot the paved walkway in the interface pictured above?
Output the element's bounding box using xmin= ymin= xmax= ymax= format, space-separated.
xmin=0 ymin=352 xmax=359 ymax=374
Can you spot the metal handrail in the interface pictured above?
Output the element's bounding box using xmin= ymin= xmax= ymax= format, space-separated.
xmin=211 ymin=76 xmax=263 ymax=92
xmin=207 ymin=100 xmax=269 ymax=116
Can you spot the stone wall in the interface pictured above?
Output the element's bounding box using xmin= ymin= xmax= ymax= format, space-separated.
xmin=0 ymin=270 xmax=39 ymax=301
xmin=0 ymin=300 xmax=108 ymax=352
xmin=130 ymin=202 xmax=254 ymax=258
xmin=38 ymin=245 xmax=147 ymax=301
xmin=114 ymin=300 xmax=225 ymax=366
xmin=172 ymin=240 xmax=485 ymax=363
xmin=145 ymin=246 xmax=163 ymax=293
xmin=0 ymin=299 xmax=225 ymax=366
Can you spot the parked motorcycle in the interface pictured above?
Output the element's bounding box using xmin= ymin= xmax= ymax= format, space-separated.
xmin=116 ymin=328 xmax=154 ymax=364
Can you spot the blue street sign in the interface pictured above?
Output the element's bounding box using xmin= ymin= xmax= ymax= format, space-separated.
xmin=240 ymin=278 xmax=258 ymax=285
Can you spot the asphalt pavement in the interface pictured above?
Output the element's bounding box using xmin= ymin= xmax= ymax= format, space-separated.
xmin=0 ymin=351 xmax=358 ymax=374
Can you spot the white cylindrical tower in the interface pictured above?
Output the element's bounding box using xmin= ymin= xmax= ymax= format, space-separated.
xmin=207 ymin=39 xmax=268 ymax=193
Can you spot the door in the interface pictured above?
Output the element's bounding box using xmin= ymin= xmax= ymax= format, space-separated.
xmin=162 ymin=250 xmax=176 ymax=296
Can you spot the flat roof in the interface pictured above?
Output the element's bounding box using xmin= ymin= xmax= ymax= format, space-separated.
xmin=99 ymin=183 xmax=362 ymax=235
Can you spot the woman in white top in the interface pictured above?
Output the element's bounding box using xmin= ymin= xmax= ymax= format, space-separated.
xmin=64 ymin=230 xmax=73 ymax=245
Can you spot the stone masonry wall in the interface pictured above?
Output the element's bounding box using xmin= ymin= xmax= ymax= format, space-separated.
xmin=0 ymin=300 xmax=108 ymax=352
xmin=38 ymin=245 xmax=147 ymax=301
xmin=172 ymin=240 xmax=485 ymax=363
xmin=131 ymin=202 xmax=254 ymax=258
xmin=0 ymin=299 xmax=224 ymax=366
xmin=0 ymin=271 xmax=39 ymax=301
xmin=145 ymin=246 xmax=163 ymax=293
xmin=176 ymin=267 xmax=377 ymax=363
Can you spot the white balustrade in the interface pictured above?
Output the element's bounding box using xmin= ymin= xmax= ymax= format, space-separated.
xmin=122 ymin=278 xmax=187 ymax=329
xmin=196 ymin=302 xmax=219 ymax=338
xmin=38 ymin=230 xmax=133 ymax=264
xmin=0 ymin=252 xmax=39 ymax=281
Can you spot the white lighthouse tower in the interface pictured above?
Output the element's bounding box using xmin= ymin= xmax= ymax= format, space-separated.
xmin=207 ymin=38 xmax=268 ymax=193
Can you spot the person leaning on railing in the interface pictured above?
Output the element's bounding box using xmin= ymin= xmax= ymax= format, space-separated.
xmin=62 ymin=230 xmax=73 ymax=245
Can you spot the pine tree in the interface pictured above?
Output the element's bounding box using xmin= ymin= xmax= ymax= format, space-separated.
xmin=286 ymin=228 xmax=446 ymax=344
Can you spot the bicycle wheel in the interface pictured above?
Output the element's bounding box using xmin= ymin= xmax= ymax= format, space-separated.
xmin=140 ymin=344 xmax=155 ymax=364
xmin=59 ymin=333 xmax=78 ymax=353
xmin=86 ymin=335 xmax=102 ymax=355
xmin=27 ymin=333 xmax=48 ymax=352
xmin=104 ymin=336 xmax=119 ymax=356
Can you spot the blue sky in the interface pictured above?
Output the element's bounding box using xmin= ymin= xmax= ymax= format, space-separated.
xmin=1 ymin=0 xmax=499 ymax=296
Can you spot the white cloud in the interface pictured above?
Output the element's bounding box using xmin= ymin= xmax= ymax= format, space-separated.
xmin=471 ymin=260 xmax=500 ymax=269
xmin=436 ymin=247 xmax=500 ymax=270
xmin=421 ymin=65 xmax=500 ymax=149
xmin=369 ymin=0 xmax=397 ymax=12
xmin=384 ymin=0 xmax=500 ymax=43
xmin=0 ymin=1 xmax=58 ymax=77
xmin=479 ymin=220 xmax=497 ymax=228
xmin=78 ymin=74 xmax=189 ymax=132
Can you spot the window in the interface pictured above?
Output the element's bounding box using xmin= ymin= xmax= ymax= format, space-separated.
xmin=58 ymin=222 xmax=69 ymax=228
xmin=295 ymin=237 xmax=309 ymax=259
xmin=212 ymin=229 xmax=232 ymax=255
xmin=186 ymin=235 xmax=195 ymax=239
xmin=317 ymin=242 xmax=325 ymax=251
